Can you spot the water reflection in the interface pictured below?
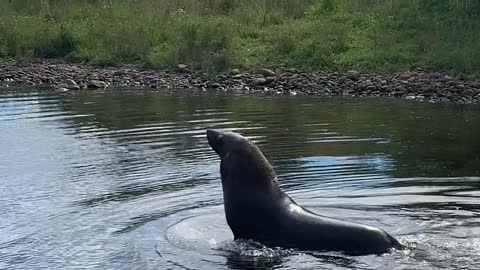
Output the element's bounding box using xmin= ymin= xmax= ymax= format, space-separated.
xmin=1 ymin=89 xmax=480 ymax=269
xmin=37 ymin=90 xmax=480 ymax=177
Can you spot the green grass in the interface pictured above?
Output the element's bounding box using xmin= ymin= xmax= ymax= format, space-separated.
xmin=1 ymin=0 xmax=480 ymax=73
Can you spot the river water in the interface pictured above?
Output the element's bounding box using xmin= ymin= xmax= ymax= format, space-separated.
xmin=1 ymin=89 xmax=479 ymax=270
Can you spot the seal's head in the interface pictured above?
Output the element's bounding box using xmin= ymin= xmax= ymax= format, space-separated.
xmin=206 ymin=129 xmax=277 ymax=188
xmin=207 ymin=129 xmax=244 ymax=158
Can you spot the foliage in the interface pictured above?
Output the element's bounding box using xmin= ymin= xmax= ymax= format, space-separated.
xmin=0 ymin=0 xmax=479 ymax=73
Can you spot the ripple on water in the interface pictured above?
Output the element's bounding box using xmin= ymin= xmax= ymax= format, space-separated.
xmin=2 ymin=90 xmax=480 ymax=269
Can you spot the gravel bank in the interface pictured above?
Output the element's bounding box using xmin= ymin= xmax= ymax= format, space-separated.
xmin=1 ymin=58 xmax=479 ymax=104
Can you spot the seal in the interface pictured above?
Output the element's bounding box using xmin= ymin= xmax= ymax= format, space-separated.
xmin=206 ymin=129 xmax=403 ymax=255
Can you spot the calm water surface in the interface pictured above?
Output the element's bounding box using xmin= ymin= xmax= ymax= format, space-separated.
xmin=1 ymin=89 xmax=479 ymax=270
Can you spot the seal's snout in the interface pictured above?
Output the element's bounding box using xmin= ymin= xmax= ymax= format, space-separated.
xmin=207 ymin=129 xmax=224 ymax=155
xmin=207 ymin=129 xmax=222 ymax=144
xmin=207 ymin=129 xmax=220 ymax=140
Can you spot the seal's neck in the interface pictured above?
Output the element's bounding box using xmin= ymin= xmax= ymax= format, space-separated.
xmin=220 ymin=154 xmax=278 ymax=191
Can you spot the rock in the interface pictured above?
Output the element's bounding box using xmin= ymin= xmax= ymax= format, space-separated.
xmin=347 ymin=70 xmax=360 ymax=81
xmin=55 ymin=83 xmax=68 ymax=89
xmin=366 ymin=85 xmax=377 ymax=91
xmin=258 ymin=68 xmax=275 ymax=77
xmin=87 ymin=80 xmax=107 ymax=89
xmin=393 ymin=91 xmax=406 ymax=97
xmin=232 ymin=74 xmax=244 ymax=79
xmin=463 ymin=89 xmax=475 ymax=96
xmin=405 ymin=94 xmax=416 ymax=100
xmin=265 ymin=76 xmax=276 ymax=83
xmin=54 ymin=83 xmax=69 ymax=92
xmin=65 ymin=79 xmax=77 ymax=86
xmin=210 ymin=83 xmax=221 ymax=88
xmin=65 ymin=79 xmax=80 ymax=90
xmin=113 ymin=70 xmax=126 ymax=76
xmin=177 ymin=64 xmax=188 ymax=72
xmin=230 ymin=69 xmax=240 ymax=76
xmin=395 ymin=86 xmax=407 ymax=92
xmin=249 ymin=77 xmax=267 ymax=86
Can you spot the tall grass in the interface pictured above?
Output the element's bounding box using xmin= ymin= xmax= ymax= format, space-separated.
xmin=0 ymin=0 xmax=479 ymax=73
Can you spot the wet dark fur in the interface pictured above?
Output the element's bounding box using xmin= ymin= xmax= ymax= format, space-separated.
xmin=207 ymin=129 xmax=403 ymax=255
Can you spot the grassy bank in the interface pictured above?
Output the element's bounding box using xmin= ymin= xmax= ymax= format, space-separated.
xmin=1 ymin=0 xmax=480 ymax=73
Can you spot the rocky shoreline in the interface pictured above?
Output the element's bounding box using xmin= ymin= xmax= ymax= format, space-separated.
xmin=1 ymin=58 xmax=479 ymax=104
